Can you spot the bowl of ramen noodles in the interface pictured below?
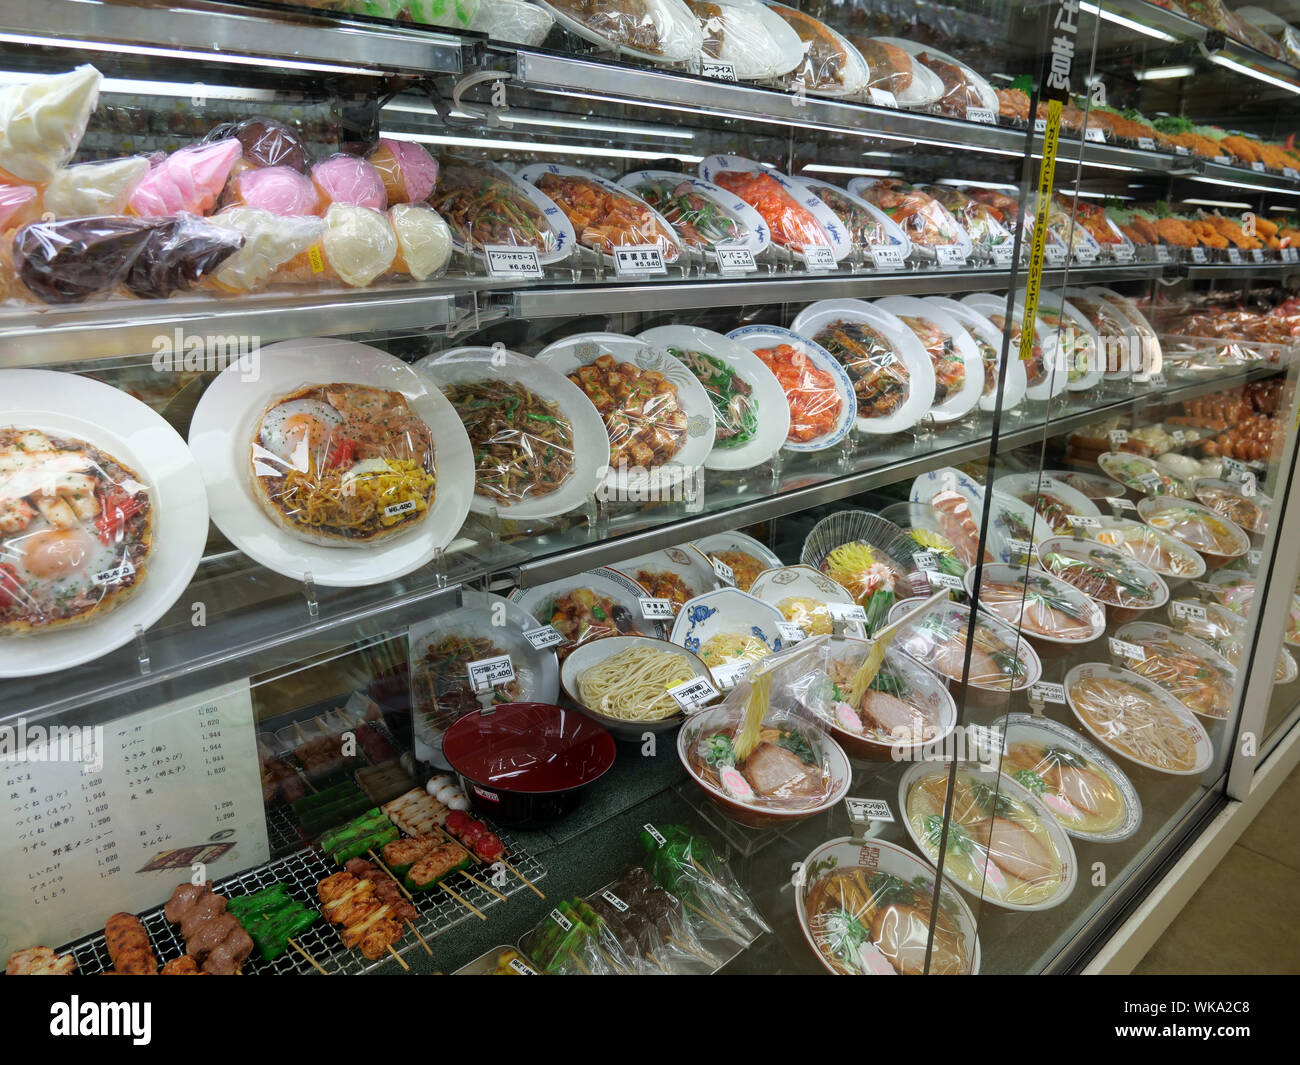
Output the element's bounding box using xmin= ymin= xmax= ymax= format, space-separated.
xmin=1085 ymin=517 xmax=1206 ymax=581
xmin=994 ymin=713 xmax=1141 ymax=843
xmin=1191 ymin=477 xmax=1271 ymax=536
xmin=1138 ymin=497 xmax=1251 ymax=568
xmin=1166 ymin=598 xmax=1297 ymax=684
xmin=1110 ymin=622 xmax=1236 ymax=721
xmin=900 ymin=762 xmax=1078 ymax=911
xmin=561 ymin=635 xmax=712 ymax=739
xmin=1064 ymin=662 xmax=1214 ymax=775
xmin=966 ymin=562 xmax=1106 ymax=651
xmin=796 ymin=837 xmax=980 ymax=975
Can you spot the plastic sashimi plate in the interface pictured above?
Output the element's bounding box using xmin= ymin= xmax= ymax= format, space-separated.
xmin=414 ymin=346 xmax=610 ymax=521
xmin=0 ymin=370 xmax=208 ymax=678
xmin=189 ymin=338 xmax=474 ymax=588
xmin=875 ymin=295 xmax=983 ymax=422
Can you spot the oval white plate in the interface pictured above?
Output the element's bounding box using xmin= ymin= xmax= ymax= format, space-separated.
xmin=846 ymin=177 xmax=974 ymax=263
xmin=535 ymin=332 xmax=715 ymax=491
xmin=1085 ymin=516 xmax=1207 ymax=581
xmin=994 ymin=471 xmax=1102 ymax=534
xmin=789 ymin=298 xmax=934 ymax=435
xmin=690 ymin=0 xmax=805 ymax=79
xmin=1038 ymin=291 xmax=1102 ymax=392
xmin=962 ymin=292 xmax=1068 ymax=401
xmin=189 ymin=338 xmax=473 ymax=588
xmin=786 ymin=175 xmax=912 ymax=258
xmin=436 ymin=158 xmax=575 ymax=268
xmin=413 ymin=346 xmax=609 ymax=522
xmin=875 ymin=295 xmax=983 ymax=422
xmin=691 ymin=530 xmax=783 ymax=588
xmin=1085 ymin=286 xmax=1162 ymax=378
xmin=725 ymin=324 xmax=858 ymax=451
xmin=534 ymin=0 xmax=703 ymax=63
xmin=924 ymin=296 xmax=1026 ymax=413
xmin=851 ymin=37 xmax=945 ymax=107
xmin=0 ymin=370 xmax=208 ymax=678
xmin=871 ymin=36 xmax=999 ymax=114
xmin=510 ymin=566 xmax=660 ymax=644
xmin=637 ymin=323 xmax=788 ymax=470
xmin=617 ymin=169 xmax=770 ymax=256
xmin=763 ymin=1 xmax=871 ymax=96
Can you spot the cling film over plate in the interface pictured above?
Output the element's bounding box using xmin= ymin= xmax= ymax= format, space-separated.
xmin=813 ymin=318 xmax=911 ymax=420
xmin=1112 ymin=629 xmax=1233 ymax=720
xmin=922 ymin=185 xmax=1013 ymax=253
xmin=764 ymin=2 xmax=868 ymax=94
xmin=800 ymin=182 xmax=886 ymax=248
xmin=444 ymin=378 xmax=577 ymax=505
xmin=817 ymin=541 xmax=907 ymax=634
xmin=626 ymin=175 xmax=750 ymax=249
xmin=531 ymin=169 xmax=681 ymax=262
xmin=751 ymin=342 xmax=844 ymax=445
xmin=429 ymin=159 xmax=559 ymax=255
xmin=1040 ymin=543 xmax=1163 ymax=609
xmin=911 ymin=49 xmax=991 ymax=118
xmin=0 ymin=425 xmax=153 ymax=638
xmin=566 ymin=352 xmax=689 ymax=469
xmin=897 ymin=314 xmax=967 ymax=406
xmin=248 ymin=380 xmax=437 ymax=548
xmin=545 ymin=0 xmax=703 ymax=60
xmin=711 ymin=169 xmax=829 ymax=252
xmin=667 ymin=346 xmax=759 ymax=450
xmin=890 ymin=597 xmax=1037 ymax=692
xmin=687 ymin=0 xmax=801 ymax=80
xmin=854 ymin=180 xmax=963 ymax=249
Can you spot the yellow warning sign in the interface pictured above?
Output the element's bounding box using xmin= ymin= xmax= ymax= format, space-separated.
xmin=1020 ymin=97 xmax=1062 ymax=362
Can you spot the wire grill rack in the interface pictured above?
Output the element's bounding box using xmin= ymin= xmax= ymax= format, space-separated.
xmin=54 ymin=832 xmax=547 ymax=976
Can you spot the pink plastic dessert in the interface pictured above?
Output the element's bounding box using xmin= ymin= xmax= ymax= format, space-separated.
xmin=311 ymin=154 xmax=387 ymax=211
xmin=368 ymin=138 xmax=438 ymax=204
xmin=128 ymin=138 xmax=242 ymax=217
xmin=234 ymin=165 xmax=318 ymax=216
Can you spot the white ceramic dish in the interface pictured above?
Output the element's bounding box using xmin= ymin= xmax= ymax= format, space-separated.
xmin=995 ymin=471 xmax=1102 ymax=535
xmin=534 ymin=0 xmax=703 ymax=63
xmin=617 ymin=169 xmax=770 ymax=256
xmin=924 ymin=296 xmax=1026 ymax=413
xmin=691 ymin=531 xmax=783 ymax=589
xmin=762 ymin=1 xmax=871 ymax=96
xmin=669 ymin=586 xmax=786 ymax=673
xmin=872 ymin=37 xmax=999 ymax=115
xmin=747 ymin=564 xmax=865 ymax=638
xmin=438 ymin=158 xmax=576 ymax=267
xmin=611 ymin=544 xmax=718 ymax=617
xmin=961 ymin=293 xmax=1067 ymax=401
xmin=690 ymin=0 xmax=804 ymax=79
xmin=875 ymin=295 xmax=984 ymax=423
xmin=1037 ymin=292 xmax=1103 ymax=392
xmin=786 ymin=175 xmax=912 ymax=257
xmin=846 ymin=177 xmax=974 ymax=264
xmin=509 ymin=566 xmax=660 ymax=647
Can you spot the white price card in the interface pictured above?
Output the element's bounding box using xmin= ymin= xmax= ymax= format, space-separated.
xmin=1190 ymin=247 xmax=1207 ymax=263
xmin=991 ymin=242 xmax=1015 ymax=266
xmin=1171 ymin=430 xmax=1186 ymax=445
xmin=1086 ymin=127 xmax=1107 ymax=142
xmin=1251 ymin=248 xmax=1265 ymax=263
xmin=522 ymin=625 xmax=566 ymax=651
xmin=1106 ymin=496 xmax=1137 ymax=512
xmin=601 ymin=890 xmax=630 ymax=913
xmin=1286 ymin=167 xmax=1299 ymax=178
xmin=1029 ymin=681 xmax=1066 ymax=704
xmin=715 ymin=244 xmax=757 ymax=273
xmin=778 ymin=622 xmax=807 ymax=644
xmin=549 ymin=907 xmax=573 ymax=932
xmin=92 ymin=560 xmax=136 ymax=587
xmin=1251 ymin=161 xmax=1266 ymax=172
xmin=1075 ymin=246 xmax=1098 ymax=264
xmin=1214 ymin=155 xmax=1232 ymax=165
xmin=1066 ymin=514 xmax=1101 ymax=529
xmin=1171 ymin=600 xmax=1208 ymax=623
xmin=639 ymin=597 xmax=675 ymax=620
xmin=384 ymin=499 xmax=419 ymax=519
xmin=966 ymin=107 xmax=996 ymax=124
xmin=613 ymin=244 xmax=667 ymax=276
xmin=913 ymin=550 xmax=940 ymax=572
xmin=845 ymin=797 xmax=894 ymax=824
xmin=870 ymin=244 xmax=907 ymax=270
xmin=1150 ymin=372 xmax=1167 ymax=388
xmin=712 ymin=660 xmax=752 ymax=690
xmin=701 ymin=59 xmax=737 ymax=80
xmin=1006 ymin=537 xmax=1034 ymax=556
xmin=643 ymin=823 xmax=668 ymax=846
xmin=1109 ymin=637 xmax=1147 ymax=661
xmin=928 ymin=571 xmax=965 ymax=591
xmin=1109 ymin=428 xmax=1129 ymax=447
xmin=1114 ymin=244 xmax=1135 ymax=262
xmin=484 ymin=244 xmax=543 ymax=278
xmin=1137 ymin=137 xmax=1156 ymax=151
xmin=508 ymin=957 xmax=538 ymax=974
xmin=1228 ymin=247 xmax=1242 ymax=264
xmin=1222 ymin=457 xmax=1247 ymax=478
xmin=935 ymin=244 xmax=966 ymax=268
xmin=1137 ymin=471 xmax=1164 ymax=491
xmin=1249 ymin=549 xmax=1263 ymax=566
xmin=468 ymin=653 xmax=516 ymax=691
xmin=868 ymin=87 xmax=899 ymax=108
xmin=1176 ymin=145 xmax=1190 ymax=156
xmin=1045 ymin=242 xmax=1067 ymax=266
xmin=711 ymin=556 xmax=737 ymax=586
xmin=828 ymin=602 xmax=868 ymax=623
xmin=803 ymin=245 xmax=836 ymax=272
xmin=667 ymin=675 xmax=720 ymax=711
xmin=1155 ymin=245 xmax=1172 ymax=263
xmin=1034 ymin=117 xmax=1047 ymax=133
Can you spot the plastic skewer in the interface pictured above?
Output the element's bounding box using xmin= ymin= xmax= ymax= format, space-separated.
xmin=366 ymin=850 xmax=434 ymax=956
xmin=386 ymin=943 xmax=410 ymax=971
xmin=440 ymin=880 xmax=486 ymax=920
xmin=288 ymin=938 xmax=328 ymax=975
xmin=458 ymin=868 xmax=508 ymax=902
xmin=499 ymin=857 xmax=544 ymax=899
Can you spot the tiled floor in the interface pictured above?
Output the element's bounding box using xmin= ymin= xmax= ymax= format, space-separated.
xmin=1133 ymin=765 xmax=1300 ymax=974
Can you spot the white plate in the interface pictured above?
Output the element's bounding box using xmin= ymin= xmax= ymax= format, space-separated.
xmin=697 ymin=154 xmax=850 ymax=261
xmin=413 ymin=346 xmax=609 ymax=522
xmin=789 ymin=298 xmax=934 ymax=435
xmin=871 ymin=37 xmax=999 ymax=115
xmin=469 ymin=0 xmax=554 ymax=45
xmin=786 ymin=176 xmax=912 ymax=257
xmin=762 ymin=1 xmax=871 ymax=96
xmin=961 ymin=292 xmax=1068 ymax=401
xmin=189 ymin=338 xmax=474 ymax=588
xmin=610 ymin=544 xmax=718 ymax=616
xmin=691 ymin=531 xmax=783 ymax=589
xmin=535 ymin=332 xmax=715 ymax=491
xmin=0 ymin=370 xmax=208 ymax=678
xmin=994 ymin=472 xmax=1102 ymax=535
xmin=437 ymin=158 xmax=575 ymax=268
xmin=534 ymin=0 xmax=702 ymax=63
xmin=1084 ymin=286 xmax=1162 ymax=379
xmin=1063 ymin=662 xmax=1214 ymax=776
xmin=637 ymin=323 xmax=788 ymax=470
xmin=669 ymin=586 xmax=786 ymax=668
xmin=509 ymin=567 xmax=659 ymax=645
xmin=846 ymin=178 xmax=974 ymax=263
xmin=517 ymin=162 xmax=686 ymax=265
xmin=1065 ymin=290 xmax=1142 ymax=380
xmin=1113 ymin=621 xmax=1237 ymax=718
xmin=690 ymin=0 xmax=804 ymax=79
xmin=1037 ymin=291 xmax=1102 ymax=392
xmin=746 ymin=564 xmax=865 ymax=638
xmin=924 ymin=296 xmax=1026 ymax=413
xmin=617 ymin=170 xmax=771 ymax=256
xmin=874 ymin=296 xmax=983 ymax=422
xmin=850 ymin=37 xmax=945 ymax=107
xmin=725 ymin=324 xmax=858 ymax=451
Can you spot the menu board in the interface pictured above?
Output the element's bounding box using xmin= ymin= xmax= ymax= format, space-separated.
xmin=0 ymin=679 xmax=268 ymax=955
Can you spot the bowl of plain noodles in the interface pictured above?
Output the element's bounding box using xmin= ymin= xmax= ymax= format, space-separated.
xmin=560 ymin=635 xmax=714 ymax=740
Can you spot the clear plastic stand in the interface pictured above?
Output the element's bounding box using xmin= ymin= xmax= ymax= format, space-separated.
xmin=432 ymin=546 xmax=448 ymax=589
xmin=837 ymin=427 xmax=857 ymax=473
xmin=301 ymin=571 xmax=319 ymax=619
xmin=767 ymin=448 xmax=786 ymax=493
xmin=134 ymin=624 xmax=151 ymax=676
xmin=910 ymin=411 xmax=937 ymax=445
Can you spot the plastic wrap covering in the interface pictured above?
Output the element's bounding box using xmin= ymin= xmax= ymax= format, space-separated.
xmin=1066 ymin=671 xmax=1205 ymax=772
xmin=0 ymin=426 xmax=152 ymax=637
xmin=688 ymin=0 xmax=802 ymax=79
xmin=814 ymin=540 xmax=906 ymax=632
xmin=565 ymin=353 xmax=688 ymax=468
xmin=521 ymin=898 xmax=643 ymax=974
xmin=667 ymin=347 xmax=759 ymax=451
xmin=42 ymin=157 xmax=149 ymax=219
xmin=711 ymin=169 xmax=829 ymax=251
xmin=128 ymin=139 xmax=242 ymax=217
xmin=642 ymin=826 xmax=768 ymax=946
xmin=0 ymin=184 xmax=38 ymax=231
xmin=1194 ymin=480 xmax=1269 ymax=534
xmin=625 ymin=175 xmax=750 ymax=248
xmin=973 ymin=568 xmax=1104 ymax=642
xmin=584 ymin=867 xmax=719 ymax=973
xmin=751 ymin=342 xmax=845 ymax=446
xmin=1141 ymin=501 xmax=1249 ymax=556
xmin=913 ymin=50 xmax=988 ymax=117
xmin=248 ymin=382 xmax=437 ymax=548
xmin=1002 ymin=741 xmax=1131 ymax=837
xmin=703 ymin=549 xmax=765 ymax=591
xmin=367 ymin=138 xmax=439 ymax=205
xmin=122 ymin=213 xmax=245 ymax=300
xmin=812 ymin=319 xmax=911 ymax=419
xmin=444 ymin=379 xmax=576 ymax=505
xmin=897 ymin=314 xmax=966 ymax=406
xmin=531 ymin=169 xmax=681 ymax=261
xmin=1281 ymin=24 xmax=1300 ymax=66
xmin=14 ymin=215 xmax=167 ymax=304
xmin=853 ymin=36 xmax=917 ymax=96
xmin=1090 ymin=521 xmax=1203 ymax=577
xmin=891 ymin=598 xmax=1038 ymax=691
xmin=407 ymin=0 xmax=481 ymax=29
xmin=986 ymin=311 xmax=1048 ymax=389
xmin=430 ymin=160 xmax=559 ymax=254
xmin=390 ymin=203 xmax=453 ymax=281
xmin=534 ymin=584 xmax=646 ymax=659
xmin=412 ymin=632 xmax=524 ymax=727
xmin=765 ymin=2 xmax=868 ymax=94
xmin=223 ymin=165 xmax=317 ymax=216
xmin=206 ymin=116 xmax=310 ymax=171
xmin=0 ymin=65 xmax=101 ymax=183
xmin=544 ymin=0 xmax=702 ymax=60
xmin=855 ymin=180 xmax=963 ymax=248
xmin=800 ymin=182 xmax=886 ymax=247
xmin=1040 ymin=542 xmax=1165 ymax=610
xmin=923 ymin=185 xmax=1012 ymax=251
xmin=206 ymin=208 xmax=325 ymax=293
xmin=1112 ymin=629 xmax=1233 ymax=719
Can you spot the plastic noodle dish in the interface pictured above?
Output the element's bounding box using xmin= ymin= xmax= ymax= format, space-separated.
xmin=698 ymin=631 xmax=771 ymax=668
xmin=533 ymin=170 xmax=680 ymax=261
xmin=629 ymin=176 xmax=747 ymax=248
xmin=0 ymin=426 xmax=153 ymax=636
xmin=577 ymin=644 xmax=701 ymax=721
xmin=898 ymin=315 xmax=965 ymax=405
xmin=687 ymin=707 xmax=835 ymax=811
xmin=566 ymin=354 xmax=687 ymax=469
xmin=1113 ymin=629 xmax=1233 ymax=720
xmin=444 ymin=380 xmax=574 ymax=505
xmin=752 ymin=343 xmax=843 ymax=444
xmin=820 ymin=652 xmax=944 ymax=748
xmin=249 ymin=382 xmax=436 ymax=546
xmin=668 ymin=348 xmax=758 ymax=451
xmin=1089 ymin=521 xmax=1203 ymax=578
xmin=1003 ymin=741 xmax=1130 ymax=837
xmin=429 ymin=162 xmax=557 ymax=254
xmin=904 ymin=768 xmax=1071 ymax=908
xmin=712 ymin=169 xmax=827 ymax=252
xmin=1067 ymin=671 xmax=1206 ymax=773
xmin=1099 ymin=453 xmax=1193 ymax=499
xmin=813 ymin=320 xmax=911 ymax=418
xmin=1193 ymin=480 xmax=1270 ymax=535
xmin=799 ymin=183 xmax=885 ymax=247
xmin=1039 ymin=541 xmax=1165 ymax=610
xmin=1139 ymin=500 xmax=1249 ymax=559
xmin=818 ymin=541 xmax=905 ymax=633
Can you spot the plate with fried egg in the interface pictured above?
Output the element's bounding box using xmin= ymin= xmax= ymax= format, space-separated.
xmin=189 ymin=338 xmax=474 ymax=586
xmin=0 ymin=370 xmax=207 ymax=677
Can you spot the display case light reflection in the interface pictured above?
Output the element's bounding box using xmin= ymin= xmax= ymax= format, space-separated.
xmin=383 ymin=100 xmax=696 ymax=141
xmin=0 ymin=71 xmax=280 ymax=102
xmin=1205 ymin=51 xmax=1300 ymax=94
xmin=1078 ymin=1 xmax=1178 ymax=42
xmin=381 ymin=130 xmax=703 ymax=164
xmin=803 ymin=164 xmax=900 ymax=177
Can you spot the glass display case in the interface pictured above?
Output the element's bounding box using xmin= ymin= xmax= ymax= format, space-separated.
xmin=2 ymin=0 xmax=1299 ymax=977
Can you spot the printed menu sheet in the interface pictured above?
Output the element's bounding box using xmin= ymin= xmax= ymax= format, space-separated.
xmin=0 ymin=679 xmax=268 ymax=954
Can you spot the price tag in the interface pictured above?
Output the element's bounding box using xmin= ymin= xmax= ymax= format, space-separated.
xmin=1190 ymin=246 xmax=1207 ymax=263
xmin=966 ymin=107 xmax=996 ymax=124
xmin=1109 ymin=637 xmax=1147 ymax=661
xmin=639 ymin=597 xmax=675 ymax=620
xmin=1086 ymin=127 xmax=1106 ymax=142
xmin=991 ymin=242 xmax=1015 ymax=266
xmin=845 ymin=797 xmax=894 ymax=824
xmin=1251 ymin=248 xmax=1265 ymax=263
xmin=778 ymin=622 xmax=807 ymax=644
xmin=522 ymin=625 xmax=565 ymax=650
xmin=549 ymin=908 xmax=573 ymax=932
xmin=1240 ymin=472 xmax=1257 ymax=497
xmin=1286 ymin=247 xmax=1298 ymax=262
xmin=507 ymin=957 xmax=538 ymax=974
xmin=913 ymin=550 xmax=940 ymax=572
xmin=667 ymin=676 xmax=720 ymax=711
xmin=1249 ymin=549 xmax=1263 ymax=566
xmin=467 ymin=653 xmax=515 ymax=691
xmin=600 ymin=890 xmax=630 ymax=913
xmin=1192 ymin=582 xmax=1218 ymax=597
xmin=1045 ymin=242 xmax=1066 ymax=266
xmin=1137 ymin=471 xmax=1164 ymax=491
xmin=1176 ymin=145 xmax=1190 ymax=156
xmin=1251 ymin=161 xmax=1265 ymax=172
xmin=1286 ymin=167 xmax=1299 ymax=179
xmin=1155 ymin=245 xmax=1172 ymax=263
xmin=1029 ymin=681 xmax=1066 ymax=704
xmin=803 ymin=245 xmax=836 ymax=271
xmin=1171 ymin=430 xmax=1187 ymax=446
xmin=1137 ymin=137 xmax=1156 ymax=151
xmin=1222 ymin=457 xmax=1247 ymax=478
xmin=715 ymin=244 xmax=757 ymax=273
xmin=1066 ymin=514 xmax=1101 ymax=529
xmin=868 ymin=87 xmax=898 ymax=108
xmin=384 ymin=499 xmax=419 ymax=518
xmin=712 ymin=660 xmax=752 ymax=690
xmin=643 ymin=823 xmax=668 ymax=846
xmin=935 ymin=244 xmax=966 ymax=268
xmin=92 ymin=560 xmax=135 ymax=587
xmin=1214 ymin=155 xmax=1232 ymax=165
xmin=1172 ymin=600 xmax=1208 ymax=623
xmin=928 ymin=571 xmax=965 ymax=591
xmin=484 ymin=245 xmax=543 ymax=278
xmin=1109 ymin=429 xmax=1129 ymax=447
xmin=1228 ymin=247 xmax=1242 ymax=264
xmin=1150 ymin=372 xmax=1167 ymax=388
xmin=828 ymin=602 xmax=868 ymax=624
xmin=701 ymin=59 xmax=737 ymax=80
xmin=1034 ymin=117 xmax=1047 ymax=133
xmin=711 ymin=556 xmax=737 ymax=586
xmin=1006 ymin=537 xmax=1034 ymax=556
xmin=870 ymin=244 xmax=907 ymax=270
xmin=1113 ymin=244 xmax=1135 ymax=262
xmin=1075 ymin=245 xmax=1098 ymax=264
xmin=1106 ymin=496 xmax=1136 ymax=512
xmin=613 ymin=244 xmax=667 ymax=276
